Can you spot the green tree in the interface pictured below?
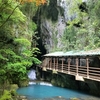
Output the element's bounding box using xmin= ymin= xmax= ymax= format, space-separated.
xmin=61 ymin=0 xmax=100 ymax=51
xmin=0 ymin=0 xmax=41 ymax=94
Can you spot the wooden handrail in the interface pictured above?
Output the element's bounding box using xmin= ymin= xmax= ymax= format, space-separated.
xmin=41 ymin=58 xmax=100 ymax=82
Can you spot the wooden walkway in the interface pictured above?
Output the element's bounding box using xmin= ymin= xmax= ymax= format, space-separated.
xmin=41 ymin=57 xmax=100 ymax=82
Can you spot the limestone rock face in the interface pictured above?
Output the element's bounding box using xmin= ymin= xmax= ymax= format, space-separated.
xmin=41 ymin=17 xmax=66 ymax=53
xmin=40 ymin=0 xmax=88 ymax=53
xmin=40 ymin=0 xmax=73 ymax=53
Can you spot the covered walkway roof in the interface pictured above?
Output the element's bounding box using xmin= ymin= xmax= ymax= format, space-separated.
xmin=44 ymin=48 xmax=100 ymax=57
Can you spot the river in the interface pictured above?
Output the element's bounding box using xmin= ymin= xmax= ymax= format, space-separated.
xmin=17 ymin=82 xmax=100 ymax=100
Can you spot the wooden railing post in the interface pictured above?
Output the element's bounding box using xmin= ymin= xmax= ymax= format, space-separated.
xmin=62 ymin=58 xmax=64 ymax=72
xmin=56 ymin=58 xmax=58 ymax=71
xmin=49 ymin=58 xmax=51 ymax=69
xmin=45 ymin=58 xmax=47 ymax=69
xmin=47 ymin=57 xmax=49 ymax=69
xmin=86 ymin=57 xmax=89 ymax=78
xmin=76 ymin=58 xmax=79 ymax=75
xmin=54 ymin=58 xmax=55 ymax=70
xmin=50 ymin=57 xmax=52 ymax=70
xmin=68 ymin=58 xmax=71 ymax=74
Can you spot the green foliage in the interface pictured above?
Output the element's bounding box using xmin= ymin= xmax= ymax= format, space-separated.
xmin=10 ymin=89 xmax=17 ymax=97
xmin=33 ymin=57 xmax=42 ymax=65
xmin=32 ymin=48 xmax=41 ymax=56
xmin=0 ymin=89 xmax=18 ymax=100
xmin=46 ymin=6 xmax=58 ymax=21
xmin=41 ymin=0 xmax=64 ymax=21
xmin=29 ymin=22 xmax=37 ymax=32
xmin=61 ymin=26 xmax=76 ymax=51
xmin=20 ymin=2 xmax=38 ymax=19
xmin=10 ymin=84 xmax=18 ymax=90
xmin=0 ymin=90 xmax=12 ymax=100
xmin=0 ymin=0 xmax=41 ymax=93
xmin=61 ymin=0 xmax=100 ymax=51
xmin=0 ymin=0 xmax=26 ymax=27
xmin=14 ymin=38 xmax=31 ymax=47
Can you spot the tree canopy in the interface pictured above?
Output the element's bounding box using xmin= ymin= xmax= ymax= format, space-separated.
xmin=0 ymin=0 xmax=42 ymax=96
xmin=61 ymin=0 xmax=100 ymax=51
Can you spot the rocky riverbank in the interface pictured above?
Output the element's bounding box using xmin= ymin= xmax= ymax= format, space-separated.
xmin=20 ymin=95 xmax=100 ymax=100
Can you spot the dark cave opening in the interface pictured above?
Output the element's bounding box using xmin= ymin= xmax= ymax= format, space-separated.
xmin=36 ymin=37 xmax=46 ymax=60
xmin=32 ymin=9 xmax=47 ymax=61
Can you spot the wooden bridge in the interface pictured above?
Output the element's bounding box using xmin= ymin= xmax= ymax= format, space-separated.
xmin=41 ymin=49 xmax=100 ymax=82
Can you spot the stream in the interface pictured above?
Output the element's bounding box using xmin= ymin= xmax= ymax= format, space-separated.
xmin=17 ymin=69 xmax=100 ymax=100
xmin=17 ymin=82 xmax=100 ymax=100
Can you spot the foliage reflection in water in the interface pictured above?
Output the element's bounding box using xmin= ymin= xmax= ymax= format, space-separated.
xmin=17 ymin=82 xmax=100 ymax=100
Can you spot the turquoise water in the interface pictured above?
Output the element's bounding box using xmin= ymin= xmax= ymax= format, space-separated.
xmin=17 ymin=82 xmax=99 ymax=99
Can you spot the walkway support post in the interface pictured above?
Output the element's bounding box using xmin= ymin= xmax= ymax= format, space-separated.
xmin=56 ymin=58 xmax=58 ymax=71
xmin=86 ymin=57 xmax=89 ymax=78
xmin=62 ymin=58 xmax=64 ymax=72
xmin=76 ymin=58 xmax=79 ymax=75
xmin=75 ymin=57 xmax=84 ymax=81
xmin=48 ymin=57 xmax=49 ymax=69
xmin=49 ymin=58 xmax=51 ymax=69
xmin=50 ymin=57 xmax=52 ymax=70
xmin=54 ymin=58 xmax=55 ymax=70
xmin=68 ymin=58 xmax=71 ymax=74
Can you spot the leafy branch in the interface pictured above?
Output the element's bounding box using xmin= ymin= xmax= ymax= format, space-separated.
xmin=0 ymin=0 xmax=24 ymax=28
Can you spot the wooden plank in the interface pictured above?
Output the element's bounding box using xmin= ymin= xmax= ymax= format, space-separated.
xmin=89 ymin=67 xmax=100 ymax=70
xmin=89 ymin=73 xmax=100 ymax=76
xmin=89 ymin=69 xmax=100 ymax=73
